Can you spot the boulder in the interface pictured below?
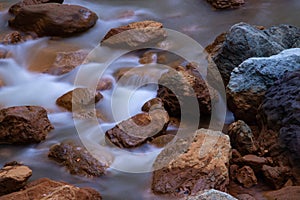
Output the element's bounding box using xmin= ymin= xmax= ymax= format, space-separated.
xmin=48 ymin=143 xmax=109 ymax=177
xmin=150 ymin=134 xmax=175 ymax=148
xmin=235 ymin=166 xmax=257 ymax=188
xmin=206 ymin=0 xmax=245 ymax=9
xmin=0 ymin=178 xmax=102 ymax=200
xmin=262 ymin=165 xmax=291 ymax=189
xmin=0 ymin=106 xmax=53 ymax=144
xmin=0 ymin=163 xmax=32 ymax=196
xmin=0 ymin=31 xmax=33 ymax=45
xmin=263 ymin=186 xmax=300 ymax=200
xmin=210 ymin=23 xmax=300 ymax=85
xmin=9 ymin=0 xmax=64 ymax=15
xmin=227 ymin=48 xmax=300 ymax=124
xmin=152 ymin=129 xmax=231 ymax=197
xmin=185 ymin=189 xmax=237 ymax=200
xmin=227 ymin=120 xmax=257 ymax=155
xmin=101 ymin=20 xmax=167 ymax=48
xmin=9 ymin=4 xmax=98 ymax=37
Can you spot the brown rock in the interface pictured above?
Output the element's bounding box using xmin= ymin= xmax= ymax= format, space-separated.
xmin=227 ymin=120 xmax=257 ymax=155
xmin=56 ymin=88 xmax=103 ymax=112
xmin=9 ymin=4 xmax=98 ymax=37
xmin=0 ymin=48 xmax=8 ymax=59
xmin=97 ymin=77 xmax=113 ymax=91
xmin=141 ymin=98 xmax=164 ymax=112
xmin=0 ymin=164 xmax=32 ymax=196
xmin=152 ymin=129 xmax=231 ymax=197
xmin=113 ymin=67 xmax=133 ymax=81
xmin=236 ymin=166 xmax=257 ymax=188
xmin=236 ymin=194 xmax=256 ymax=200
xmin=0 ymin=106 xmax=53 ymax=144
xmin=106 ymin=107 xmax=169 ymax=148
xmin=206 ymin=0 xmax=245 ymax=9
xmin=186 ymin=189 xmax=237 ymax=200
xmin=101 ymin=20 xmax=167 ymax=48
xmin=9 ymin=0 xmax=64 ymax=15
xmin=263 ymin=186 xmax=300 ymax=200
xmin=0 ymin=178 xmax=102 ymax=200
xmin=262 ymin=165 xmax=291 ymax=189
xmin=45 ymin=50 xmax=89 ymax=75
xmin=139 ymin=51 xmax=157 ymax=64
xmin=0 ymin=31 xmax=23 ymax=45
xmin=150 ymin=134 xmax=175 ymax=148
xmin=205 ymin=32 xmax=227 ymax=56
xmin=48 ymin=143 xmax=109 ymax=177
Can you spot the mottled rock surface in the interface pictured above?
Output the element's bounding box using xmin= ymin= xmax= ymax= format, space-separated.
xmin=186 ymin=189 xmax=237 ymax=200
xmin=9 ymin=0 xmax=64 ymax=15
xmin=262 ymin=165 xmax=291 ymax=189
xmin=9 ymin=4 xmax=98 ymax=37
xmin=101 ymin=20 xmax=167 ymax=48
xmin=0 ymin=106 xmax=53 ymax=144
xmin=0 ymin=31 xmax=33 ymax=45
xmin=152 ymin=129 xmax=231 ymax=197
xmin=0 ymin=178 xmax=102 ymax=200
xmin=235 ymin=166 xmax=257 ymax=188
xmin=206 ymin=0 xmax=244 ymax=9
xmin=227 ymin=48 xmax=300 ymax=123
xmin=263 ymin=186 xmax=300 ymax=200
xmin=0 ymin=163 xmax=32 ymax=196
xmin=48 ymin=143 xmax=109 ymax=177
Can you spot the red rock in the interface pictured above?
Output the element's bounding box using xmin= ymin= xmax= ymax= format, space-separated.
xmin=0 ymin=106 xmax=53 ymax=144
xmin=9 ymin=0 xmax=64 ymax=15
xmin=236 ymin=155 xmax=269 ymax=171
xmin=262 ymin=165 xmax=291 ymax=189
xmin=263 ymin=186 xmax=300 ymax=200
xmin=0 ymin=31 xmax=24 ymax=45
xmin=236 ymin=166 xmax=257 ymax=188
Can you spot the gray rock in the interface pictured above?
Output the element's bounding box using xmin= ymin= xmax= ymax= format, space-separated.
xmin=186 ymin=189 xmax=237 ymax=200
xmin=227 ymin=48 xmax=300 ymax=124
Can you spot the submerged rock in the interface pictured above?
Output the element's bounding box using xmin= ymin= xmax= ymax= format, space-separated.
xmin=0 ymin=163 xmax=32 ymax=196
xmin=48 ymin=143 xmax=109 ymax=177
xmin=0 ymin=178 xmax=102 ymax=200
xmin=206 ymin=0 xmax=245 ymax=9
xmin=9 ymin=0 xmax=64 ymax=15
xmin=152 ymin=129 xmax=231 ymax=197
xmin=0 ymin=106 xmax=53 ymax=144
xmin=227 ymin=48 xmax=300 ymax=124
xmin=9 ymin=4 xmax=98 ymax=37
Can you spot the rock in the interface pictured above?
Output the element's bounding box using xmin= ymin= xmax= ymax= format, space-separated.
xmin=257 ymin=69 xmax=300 ymax=161
xmin=234 ymin=155 xmax=269 ymax=172
xmin=150 ymin=134 xmax=175 ymax=148
xmin=141 ymin=98 xmax=164 ymax=112
xmin=227 ymin=120 xmax=257 ymax=155
xmin=263 ymin=186 xmax=300 ymax=200
xmin=0 ymin=178 xmax=102 ymax=200
xmin=235 ymin=166 xmax=257 ymax=188
xmin=157 ymin=64 xmax=217 ymax=119
xmin=0 ymin=164 xmax=32 ymax=196
xmin=205 ymin=32 xmax=227 ymax=56
xmin=96 ymin=77 xmax=113 ymax=91
xmin=9 ymin=4 xmax=98 ymax=37
xmin=0 ymin=31 xmax=33 ymax=45
xmin=210 ymin=23 xmax=299 ymax=85
xmin=9 ymin=0 xmax=64 ymax=15
xmin=105 ymin=106 xmax=169 ymax=148
xmin=186 ymin=189 xmax=237 ymax=200
xmin=206 ymin=0 xmax=245 ymax=9
xmin=45 ymin=50 xmax=89 ymax=75
xmin=0 ymin=48 xmax=8 ymax=59
xmin=101 ymin=20 xmax=167 ymax=48
xmin=262 ymin=165 xmax=291 ymax=189
xmin=152 ymin=129 xmax=231 ymax=197
xmin=56 ymin=88 xmax=103 ymax=112
xmin=227 ymin=48 xmax=300 ymax=124
xmin=139 ymin=51 xmax=157 ymax=64
xmin=48 ymin=143 xmax=109 ymax=177
xmin=236 ymin=194 xmax=256 ymax=200
xmin=113 ymin=67 xmax=133 ymax=81
xmin=0 ymin=106 xmax=53 ymax=144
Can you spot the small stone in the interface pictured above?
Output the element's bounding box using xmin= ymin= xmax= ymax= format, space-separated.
xmin=236 ymin=166 xmax=257 ymax=188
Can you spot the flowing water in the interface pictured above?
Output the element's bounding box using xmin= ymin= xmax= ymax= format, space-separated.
xmin=0 ymin=0 xmax=300 ymax=199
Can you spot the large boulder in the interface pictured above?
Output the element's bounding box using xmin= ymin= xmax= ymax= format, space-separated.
xmin=227 ymin=48 xmax=300 ymax=124
xmin=0 ymin=178 xmax=102 ymax=200
xmin=152 ymin=129 xmax=231 ymax=197
xmin=9 ymin=3 xmax=98 ymax=37
xmin=0 ymin=106 xmax=53 ymax=144
xmin=9 ymin=0 xmax=64 ymax=15
xmin=210 ymin=23 xmax=300 ymax=85
xmin=206 ymin=0 xmax=244 ymax=9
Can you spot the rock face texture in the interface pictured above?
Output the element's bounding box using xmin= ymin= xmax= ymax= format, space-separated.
xmin=0 ymin=31 xmax=32 ymax=45
xmin=262 ymin=165 xmax=291 ymax=189
xmin=210 ymin=23 xmax=300 ymax=85
xmin=152 ymin=129 xmax=231 ymax=197
xmin=227 ymin=48 xmax=300 ymax=123
xmin=206 ymin=0 xmax=245 ymax=9
xmin=9 ymin=0 xmax=64 ymax=15
xmin=48 ymin=143 xmax=109 ymax=177
xmin=257 ymin=69 xmax=300 ymax=162
xmin=235 ymin=166 xmax=257 ymax=188
xmin=186 ymin=189 xmax=237 ymax=200
xmin=263 ymin=186 xmax=300 ymax=200
xmin=101 ymin=20 xmax=167 ymax=48
xmin=9 ymin=3 xmax=98 ymax=37
xmin=0 ymin=178 xmax=102 ymax=200
xmin=0 ymin=106 xmax=53 ymax=144
xmin=0 ymin=163 xmax=32 ymax=196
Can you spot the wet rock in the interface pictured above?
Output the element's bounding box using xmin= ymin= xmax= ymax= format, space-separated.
xmin=141 ymin=98 xmax=164 ymax=112
xmin=227 ymin=48 xmax=300 ymax=124
xmin=0 ymin=164 xmax=32 ymax=196
xmin=105 ymin=106 xmax=169 ymax=148
xmin=101 ymin=20 xmax=167 ymax=48
xmin=45 ymin=50 xmax=89 ymax=75
xmin=262 ymin=165 xmax=291 ymax=189
xmin=186 ymin=189 xmax=237 ymax=200
xmin=0 ymin=48 xmax=8 ymax=59
xmin=0 ymin=106 xmax=53 ymax=144
xmin=206 ymin=0 xmax=245 ymax=9
xmin=263 ymin=186 xmax=300 ymax=200
xmin=48 ymin=143 xmax=109 ymax=177
xmin=0 ymin=31 xmax=33 ymax=45
xmin=152 ymin=129 xmax=231 ymax=197
xmin=236 ymin=194 xmax=256 ymax=200
xmin=9 ymin=4 xmax=98 ymax=37
xmin=228 ymin=120 xmax=257 ymax=155
xmin=97 ymin=77 xmax=113 ymax=91
xmin=0 ymin=178 xmax=102 ymax=200
xmin=210 ymin=23 xmax=300 ymax=85
xmin=258 ymin=69 xmax=300 ymax=161
xmin=113 ymin=67 xmax=133 ymax=81
xmin=56 ymin=88 xmax=103 ymax=112
xmin=150 ymin=134 xmax=174 ymax=148
xmin=236 ymin=166 xmax=257 ymax=188
xmin=9 ymin=0 xmax=64 ymax=15
xmin=139 ymin=51 xmax=157 ymax=64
